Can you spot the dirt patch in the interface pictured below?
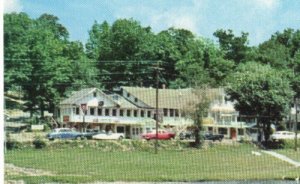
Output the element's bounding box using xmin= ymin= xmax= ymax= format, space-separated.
xmin=5 ymin=163 xmax=54 ymax=176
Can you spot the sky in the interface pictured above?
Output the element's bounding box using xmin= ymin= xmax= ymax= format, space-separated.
xmin=3 ymin=0 xmax=300 ymax=46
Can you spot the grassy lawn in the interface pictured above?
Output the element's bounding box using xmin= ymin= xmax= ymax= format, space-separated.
xmin=276 ymin=149 xmax=300 ymax=162
xmin=5 ymin=143 xmax=300 ymax=183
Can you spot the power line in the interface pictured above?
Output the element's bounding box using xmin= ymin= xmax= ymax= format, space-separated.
xmin=4 ymin=58 xmax=169 ymax=64
xmin=4 ymin=72 xmax=154 ymax=77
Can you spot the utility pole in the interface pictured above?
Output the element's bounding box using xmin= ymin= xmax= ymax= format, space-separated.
xmin=295 ymin=98 xmax=298 ymax=151
xmin=155 ymin=60 xmax=159 ymax=154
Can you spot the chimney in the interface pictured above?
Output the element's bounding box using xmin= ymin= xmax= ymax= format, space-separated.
xmin=162 ymin=84 xmax=166 ymax=89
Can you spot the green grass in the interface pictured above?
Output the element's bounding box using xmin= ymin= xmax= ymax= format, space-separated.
xmin=276 ymin=149 xmax=300 ymax=162
xmin=5 ymin=144 xmax=300 ymax=183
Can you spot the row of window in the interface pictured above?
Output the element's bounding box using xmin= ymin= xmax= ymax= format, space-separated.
xmin=163 ymin=108 xmax=179 ymax=117
xmin=74 ymin=107 xmax=182 ymax=118
xmin=75 ymin=107 xmax=153 ymax=118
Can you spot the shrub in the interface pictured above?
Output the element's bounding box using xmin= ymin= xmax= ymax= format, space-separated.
xmin=5 ymin=140 xmax=22 ymax=150
xmin=43 ymin=123 xmax=51 ymax=132
xmin=32 ymin=137 xmax=46 ymax=149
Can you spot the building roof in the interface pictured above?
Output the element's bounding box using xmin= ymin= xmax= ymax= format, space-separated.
xmin=121 ymin=86 xmax=223 ymax=109
xmin=60 ymin=88 xmax=140 ymax=109
xmin=108 ymin=94 xmax=138 ymax=109
xmin=60 ymin=88 xmax=97 ymax=105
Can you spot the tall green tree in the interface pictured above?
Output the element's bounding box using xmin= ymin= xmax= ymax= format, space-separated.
xmin=5 ymin=13 xmax=99 ymax=117
xmin=226 ymin=62 xmax=294 ymax=141
xmin=4 ymin=13 xmax=33 ymax=91
xmin=213 ymin=29 xmax=250 ymax=64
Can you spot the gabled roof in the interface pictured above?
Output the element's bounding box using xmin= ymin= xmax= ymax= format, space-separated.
xmin=108 ymin=94 xmax=138 ymax=109
xmin=121 ymin=86 xmax=223 ymax=109
xmin=60 ymin=88 xmax=140 ymax=109
xmin=60 ymin=88 xmax=97 ymax=105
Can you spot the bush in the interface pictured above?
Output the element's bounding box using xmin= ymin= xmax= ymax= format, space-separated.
xmin=263 ymin=139 xmax=300 ymax=149
xmin=43 ymin=123 xmax=51 ymax=132
xmin=32 ymin=137 xmax=46 ymax=149
xmin=5 ymin=140 xmax=22 ymax=150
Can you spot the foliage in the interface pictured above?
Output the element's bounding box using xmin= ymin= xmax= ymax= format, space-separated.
xmin=4 ymin=13 xmax=98 ymax=117
xmin=181 ymin=86 xmax=214 ymax=147
xmin=226 ymin=62 xmax=294 ymax=140
xmin=213 ymin=29 xmax=250 ymax=64
xmin=32 ymin=137 xmax=47 ymax=149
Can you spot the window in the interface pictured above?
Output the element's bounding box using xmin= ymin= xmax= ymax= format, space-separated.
xmin=119 ymin=109 xmax=124 ymax=116
xmin=170 ymin=109 xmax=174 ymax=117
xmin=112 ymin=95 xmax=118 ymax=100
xmin=134 ymin=98 xmax=138 ymax=102
xmin=112 ymin=109 xmax=117 ymax=116
xmin=134 ymin=110 xmax=138 ymax=117
xmin=93 ymin=92 xmax=97 ymax=97
xmin=76 ymin=107 xmax=80 ymax=115
xmin=127 ymin=93 xmax=131 ymax=97
xmin=218 ymin=128 xmax=228 ymax=135
xmin=163 ymin=108 xmax=168 ymax=116
xmin=117 ymin=126 xmax=124 ymax=133
xmin=90 ymin=108 xmax=95 ymax=115
xmin=141 ymin=110 xmax=144 ymax=117
xmin=147 ymin=111 xmax=151 ymax=118
xmin=175 ymin=109 xmax=179 ymax=117
xmin=105 ymin=109 xmax=110 ymax=116
xmin=238 ymin=129 xmax=244 ymax=135
xmin=98 ymin=108 xmax=102 ymax=116
xmin=127 ymin=110 xmax=131 ymax=117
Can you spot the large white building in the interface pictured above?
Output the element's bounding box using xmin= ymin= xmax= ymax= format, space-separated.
xmin=59 ymin=87 xmax=250 ymax=139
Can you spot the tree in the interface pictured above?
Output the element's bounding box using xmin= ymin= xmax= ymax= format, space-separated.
xmin=4 ymin=13 xmax=33 ymax=91
xmin=226 ymin=62 xmax=294 ymax=141
xmin=86 ymin=21 xmax=112 ymax=60
xmin=5 ymin=13 xmax=99 ymax=117
xmin=182 ymin=86 xmax=213 ymax=147
xmin=213 ymin=29 xmax=250 ymax=64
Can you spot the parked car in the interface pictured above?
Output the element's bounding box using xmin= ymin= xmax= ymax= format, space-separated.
xmin=82 ymin=129 xmax=101 ymax=139
xmin=47 ymin=128 xmax=83 ymax=140
xmin=271 ymin=131 xmax=296 ymax=141
xmin=179 ymin=131 xmax=194 ymax=140
xmin=204 ymin=133 xmax=224 ymax=142
xmin=92 ymin=131 xmax=125 ymax=140
xmin=142 ymin=130 xmax=176 ymax=140
xmin=179 ymin=131 xmax=224 ymax=142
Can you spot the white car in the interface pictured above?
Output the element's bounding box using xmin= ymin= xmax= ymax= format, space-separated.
xmin=271 ymin=131 xmax=296 ymax=141
xmin=92 ymin=131 xmax=125 ymax=140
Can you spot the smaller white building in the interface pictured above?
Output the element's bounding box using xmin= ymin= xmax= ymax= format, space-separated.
xmin=59 ymin=88 xmax=156 ymax=138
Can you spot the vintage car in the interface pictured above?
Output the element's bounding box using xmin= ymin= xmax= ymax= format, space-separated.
xmin=92 ymin=131 xmax=125 ymax=140
xmin=271 ymin=131 xmax=296 ymax=141
xmin=47 ymin=128 xmax=83 ymax=140
xmin=179 ymin=131 xmax=224 ymax=141
xmin=141 ymin=130 xmax=176 ymax=140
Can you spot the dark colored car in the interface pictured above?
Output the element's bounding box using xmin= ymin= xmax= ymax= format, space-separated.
xmin=204 ymin=133 xmax=224 ymax=142
xmin=180 ymin=131 xmax=224 ymax=142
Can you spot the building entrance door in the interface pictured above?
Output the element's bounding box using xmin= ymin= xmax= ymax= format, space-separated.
xmin=125 ymin=126 xmax=131 ymax=139
xmin=230 ymin=128 xmax=237 ymax=139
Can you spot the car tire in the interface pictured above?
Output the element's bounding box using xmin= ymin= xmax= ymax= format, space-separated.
xmin=218 ymin=138 xmax=222 ymax=142
xmin=119 ymin=136 xmax=124 ymax=140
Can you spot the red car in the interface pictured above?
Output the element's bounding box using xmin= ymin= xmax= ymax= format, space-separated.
xmin=142 ymin=130 xmax=176 ymax=140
